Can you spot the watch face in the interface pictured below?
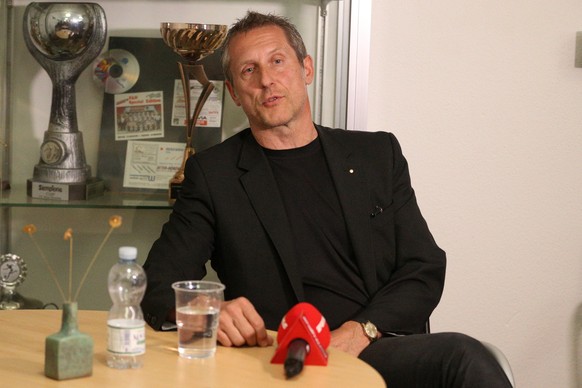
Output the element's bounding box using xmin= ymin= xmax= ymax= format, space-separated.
xmin=363 ymin=321 xmax=378 ymax=340
xmin=0 ymin=254 xmax=27 ymax=288
xmin=40 ymin=140 xmax=65 ymax=165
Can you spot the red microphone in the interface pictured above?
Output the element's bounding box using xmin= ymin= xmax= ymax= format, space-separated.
xmin=270 ymin=302 xmax=330 ymax=378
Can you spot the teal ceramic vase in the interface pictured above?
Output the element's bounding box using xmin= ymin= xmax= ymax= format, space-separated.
xmin=45 ymin=302 xmax=93 ymax=380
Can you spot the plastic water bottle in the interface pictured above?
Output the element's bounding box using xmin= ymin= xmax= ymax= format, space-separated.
xmin=106 ymin=246 xmax=147 ymax=369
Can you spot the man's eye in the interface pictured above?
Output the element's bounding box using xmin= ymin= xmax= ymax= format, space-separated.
xmin=243 ymin=67 xmax=254 ymax=74
xmin=274 ymin=58 xmax=283 ymax=64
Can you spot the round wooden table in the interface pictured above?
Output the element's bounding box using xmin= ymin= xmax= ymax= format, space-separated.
xmin=0 ymin=309 xmax=385 ymax=387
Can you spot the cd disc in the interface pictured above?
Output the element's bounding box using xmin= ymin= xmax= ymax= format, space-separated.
xmin=93 ymin=49 xmax=140 ymax=94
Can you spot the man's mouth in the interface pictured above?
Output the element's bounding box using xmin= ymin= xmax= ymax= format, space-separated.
xmin=263 ymin=95 xmax=281 ymax=105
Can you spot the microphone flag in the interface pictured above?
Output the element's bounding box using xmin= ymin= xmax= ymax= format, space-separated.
xmin=270 ymin=302 xmax=330 ymax=366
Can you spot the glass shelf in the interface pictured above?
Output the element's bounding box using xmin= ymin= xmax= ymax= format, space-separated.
xmin=1 ymin=185 xmax=171 ymax=209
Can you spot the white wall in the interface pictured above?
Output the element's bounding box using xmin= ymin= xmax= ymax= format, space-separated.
xmin=367 ymin=1 xmax=582 ymax=387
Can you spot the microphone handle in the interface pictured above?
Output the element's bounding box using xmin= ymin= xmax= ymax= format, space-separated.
xmin=284 ymin=338 xmax=309 ymax=379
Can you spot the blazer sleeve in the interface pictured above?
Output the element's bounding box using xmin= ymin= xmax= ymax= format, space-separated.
xmin=353 ymin=133 xmax=446 ymax=335
xmin=141 ymin=157 xmax=215 ymax=330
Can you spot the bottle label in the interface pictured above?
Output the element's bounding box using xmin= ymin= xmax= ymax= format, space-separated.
xmin=107 ymin=319 xmax=146 ymax=355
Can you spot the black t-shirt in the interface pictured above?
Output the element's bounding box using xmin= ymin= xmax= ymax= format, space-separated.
xmin=264 ymin=137 xmax=368 ymax=329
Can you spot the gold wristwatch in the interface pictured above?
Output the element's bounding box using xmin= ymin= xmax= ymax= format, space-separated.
xmin=361 ymin=321 xmax=379 ymax=342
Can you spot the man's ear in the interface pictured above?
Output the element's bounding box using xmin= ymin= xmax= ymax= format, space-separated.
xmin=303 ymin=55 xmax=315 ymax=86
xmin=226 ymin=80 xmax=241 ymax=106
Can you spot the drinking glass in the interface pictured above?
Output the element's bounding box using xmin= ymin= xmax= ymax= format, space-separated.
xmin=172 ymin=280 xmax=225 ymax=359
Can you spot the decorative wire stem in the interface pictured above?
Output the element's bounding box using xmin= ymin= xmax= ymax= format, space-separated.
xmin=23 ymin=215 xmax=122 ymax=304
xmin=73 ymin=226 xmax=115 ymax=301
xmin=27 ymin=233 xmax=66 ymax=302
xmin=68 ymin=235 xmax=73 ymax=301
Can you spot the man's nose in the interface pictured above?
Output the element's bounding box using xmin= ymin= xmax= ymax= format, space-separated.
xmin=258 ymin=66 xmax=276 ymax=87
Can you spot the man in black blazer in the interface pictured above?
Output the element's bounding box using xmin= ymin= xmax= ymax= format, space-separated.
xmin=142 ymin=11 xmax=511 ymax=387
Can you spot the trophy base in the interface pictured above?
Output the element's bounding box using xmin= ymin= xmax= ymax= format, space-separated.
xmin=0 ymin=290 xmax=44 ymax=310
xmin=27 ymin=178 xmax=104 ymax=201
xmin=169 ymin=181 xmax=183 ymax=203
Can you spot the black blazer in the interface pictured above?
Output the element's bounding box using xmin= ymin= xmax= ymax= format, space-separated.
xmin=142 ymin=125 xmax=446 ymax=333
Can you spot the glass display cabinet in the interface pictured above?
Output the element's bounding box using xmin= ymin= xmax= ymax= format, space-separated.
xmin=0 ymin=0 xmax=371 ymax=309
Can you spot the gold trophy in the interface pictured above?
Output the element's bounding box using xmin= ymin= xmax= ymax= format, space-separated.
xmin=23 ymin=2 xmax=107 ymax=200
xmin=160 ymin=22 xmax=227 ymax=202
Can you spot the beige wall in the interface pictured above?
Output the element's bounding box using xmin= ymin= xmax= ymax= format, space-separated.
xmin=368 ymin=1 xmax=582 ymax=387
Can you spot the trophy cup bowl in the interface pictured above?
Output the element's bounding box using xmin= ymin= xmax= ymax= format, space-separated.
xmin=160 ymin=23 xmax=227 ymax=62
xmin=160 ymin=22 xmax=227 ymax=202
xmin=23 ymin=3 xmax=107 ymax=200
xmin=26 ymin=3 xmax=99 ymax=60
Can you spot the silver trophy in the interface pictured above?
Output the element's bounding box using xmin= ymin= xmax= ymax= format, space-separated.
xmin=160 ymin=22 xmax=227 ymax=202
xmin=23 ymin=2 xmax=106 ymax=200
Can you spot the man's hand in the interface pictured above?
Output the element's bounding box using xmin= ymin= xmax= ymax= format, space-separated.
xmin=330 ymin=321 xmax=372 ymax=357
xmin=217 ymin=297 xmax=274 ymax=348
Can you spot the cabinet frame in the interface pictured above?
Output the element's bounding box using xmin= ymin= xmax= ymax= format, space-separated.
xmin=0 ymin=0 xmax=371 ymax=269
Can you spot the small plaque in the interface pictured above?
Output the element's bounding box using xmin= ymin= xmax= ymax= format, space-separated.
xmin=169 ymin=182 xmax=182 ymax=202
xmin=27 ymin=178 xmax=105 ymax=201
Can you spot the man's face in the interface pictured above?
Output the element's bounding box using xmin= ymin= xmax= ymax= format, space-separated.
xmin=225 ymin=25 xmax=314 ymax=131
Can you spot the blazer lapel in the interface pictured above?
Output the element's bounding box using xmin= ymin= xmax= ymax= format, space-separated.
xmin=318 ymin=127 xmax=378 ymax=294
xmin=237 ymin=132 xmax=305 ymax=301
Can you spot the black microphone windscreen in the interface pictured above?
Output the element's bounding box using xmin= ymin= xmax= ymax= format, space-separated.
xmin=284 ymin=338 xmax=308 ymax=378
